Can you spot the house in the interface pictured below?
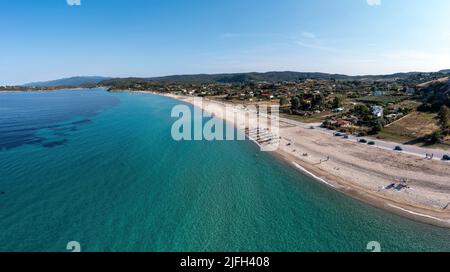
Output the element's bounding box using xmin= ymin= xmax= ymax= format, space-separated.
xmin=371 ymin=105 xmax=384 ymax=118
xmin=260 ymin=94 xmax=274 ymax=99
xmin=336 ymin=119 xmax=349 ymax=127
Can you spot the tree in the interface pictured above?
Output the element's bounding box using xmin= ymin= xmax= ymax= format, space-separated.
xmin=430 ymin=130 xmax=442 ymax=144
xmin=280 ymin=97 xmax=289 ymax=107
xmin=354 ymin=104 xmax=369 ymax=114
xmin=439 ymin=105 xmax=450 ymax=129
xmin=370 ymin=120 xmax=384 ymax=135
xmin=311 ymin=93 xmax=325 ymax=109
xmin=354 ymin=104 xmax=371 ymax=121
xmin=332 ymin=96 xmax=344 ymax=109
xmin=300 ymin=98 xmax=311 ymax=111
xmin=291 ymin=96 xmax=300 ymax=111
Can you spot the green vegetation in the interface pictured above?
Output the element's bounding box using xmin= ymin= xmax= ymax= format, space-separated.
xmin=290 ymin=93 xmax=326 ymax=113
xmin=370 ymin=120 xmax=384 ymax=135
xmin=332 ymin=96 xmax=344 ymax=108
xmin=430 ymin=130 xmax=442 ymax=144
xmin=418 ymin=79 xmax=450 ymax=111
xmin=352 ymin=104 xmax=371 ymax=121
xmin=280 ymin=112 xmax=331 ymax=124
xmin=439 ymin=105 xmax=450 ymax=130
xmin=279 ymin=96 xmax=289 ymax=106
xmin=356 ymin=95 xmax=408 ymax=106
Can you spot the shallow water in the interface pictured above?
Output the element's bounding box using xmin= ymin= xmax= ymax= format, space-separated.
xmin=0 ymin=89 xmax=449 ymax=252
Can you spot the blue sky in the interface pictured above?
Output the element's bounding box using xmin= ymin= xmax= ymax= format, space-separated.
xmin=1 ymin=0 xmax=450 ymax=85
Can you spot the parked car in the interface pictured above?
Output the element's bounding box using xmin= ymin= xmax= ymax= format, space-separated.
xmin=343 ymin=135 xmax=349 ymax=139
xmin=368 ymin=141 xmax=376 ymax=146
xmin=443 ymin=155 xmax=450 ymax=161
xmin=394 ymin=146 xmax=403 ymax=151
xmin=334 ymin=133 xmax=343 ymax=137
xmin=359 ymin=139 xmax=367 ymax=143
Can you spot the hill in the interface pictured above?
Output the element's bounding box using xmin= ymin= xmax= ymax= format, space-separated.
xmin=145 ymin=71 xmax=431 ymax=83
xmin=99 ymin=71 xmax=439 ymax=86
xmin=418 ymin=77 xmax=450 ymax=111
xmin=23 ymin=76 xmax=112 ymax=87
xmin=21 ymin=70 xmax=450 ymax=88
xmin=146 ymin=71 xmax=353 ymax=83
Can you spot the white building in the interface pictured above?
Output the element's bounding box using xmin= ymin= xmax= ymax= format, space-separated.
xmin=371 ymin=105 xmax=384 ymax=118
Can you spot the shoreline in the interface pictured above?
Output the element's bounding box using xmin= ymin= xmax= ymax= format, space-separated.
xmin=6 ymin=88 xmax=448 ymax=228
xmin=273 ymin=149 xmax=450 ymax=228
xmin=153 ymin=91 xmax=450 ymax=229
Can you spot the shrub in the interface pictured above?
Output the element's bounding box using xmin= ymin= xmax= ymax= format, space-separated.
xmin=430 ymin=130 xmax=442 ymax=144
xmin=439 ymin=105 xmax=450 ymax=129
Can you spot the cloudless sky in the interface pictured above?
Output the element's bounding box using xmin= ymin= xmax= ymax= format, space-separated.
xmin=1 ymin=0 xmax=450 ymax=85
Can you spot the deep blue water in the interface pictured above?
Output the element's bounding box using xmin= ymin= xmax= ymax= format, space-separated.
xmin=0 ymin=90 xmax=118 ymax=150
xmin=0 ymin=89 xmax=449 ymax=252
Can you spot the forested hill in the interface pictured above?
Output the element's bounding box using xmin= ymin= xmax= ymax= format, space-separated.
xmin=20 ymin=70 xmax=450 ymax=87
xmin=144 ymin=71 xmax=440 ymax=83
xmin=99 ymin=71 xmax=450 ymax=86
xmin=23 ymin=76 xmax=111 ymax=87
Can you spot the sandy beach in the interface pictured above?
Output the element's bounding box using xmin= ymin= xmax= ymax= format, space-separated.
xmin=157 ymin=92 xmax=450 ymax=228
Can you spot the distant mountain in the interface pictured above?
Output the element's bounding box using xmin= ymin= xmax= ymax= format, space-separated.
xmin=143 ymin=71 xmax=436 ymax=83
xmin=439 ymin=69 xmax=450 ymax=74
xmin=98 ymin=72 xmax=442 ymax=88
xmin=22 ymin=70 xmax=449 ymax=88
xmin=23 ymin=76 xmax=112 ymax=87
xmin=146 ymin=71 xmax=353 ymax=83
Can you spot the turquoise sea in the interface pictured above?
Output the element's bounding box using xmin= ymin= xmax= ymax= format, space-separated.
xmin=0 ymin=88 xmax=449 ymax=252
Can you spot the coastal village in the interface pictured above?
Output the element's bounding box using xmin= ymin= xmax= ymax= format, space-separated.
xmin=3 ymin=71 xmax=449 ymax=151
xmin=93 ymin=71 xmax=450 ymax=151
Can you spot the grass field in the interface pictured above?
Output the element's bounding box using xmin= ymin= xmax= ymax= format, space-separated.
xmin=281 ymin=111 xmax=332 ymax=123
xmin=377 ymin=111 xmax=450 ymax=150
xmin=356 ymin=95 xmax=408 ymax=105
